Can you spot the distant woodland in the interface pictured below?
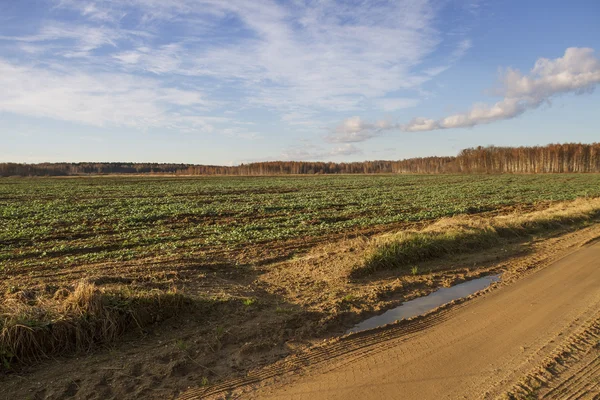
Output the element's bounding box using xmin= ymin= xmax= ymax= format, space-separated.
xmin=2 ymin=143 xmax=600 ymax=176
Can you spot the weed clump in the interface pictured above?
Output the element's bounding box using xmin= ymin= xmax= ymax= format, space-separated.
xmin=0 ymin=280 xmax=187 ymax=372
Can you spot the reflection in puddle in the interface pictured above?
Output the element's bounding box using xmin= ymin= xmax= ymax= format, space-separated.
xmin=347 ymin=274 xmax=501 ymax=334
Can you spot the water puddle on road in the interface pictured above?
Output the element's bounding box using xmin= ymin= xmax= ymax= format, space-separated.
xmin=347 ymin=274 xmax=501 ymax=334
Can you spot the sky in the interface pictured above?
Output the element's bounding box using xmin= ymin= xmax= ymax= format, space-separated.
xmin=0 ymin=0 xmax=599 ymax=165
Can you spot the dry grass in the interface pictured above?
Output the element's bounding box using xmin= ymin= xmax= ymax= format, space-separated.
xmin=351 ymin=198 xmax=600 ymax=278
xmin=0 ymin=281 xmax=188 ymax=371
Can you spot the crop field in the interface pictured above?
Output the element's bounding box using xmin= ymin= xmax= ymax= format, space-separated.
xmin=2 ymin=174 xmax=600 ymax=289
xmin=3 ymin=173 xmax=600 ymax=398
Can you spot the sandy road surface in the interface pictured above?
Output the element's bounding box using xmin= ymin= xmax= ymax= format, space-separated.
xmin=188 ymin=240 xmax=600 ymax=400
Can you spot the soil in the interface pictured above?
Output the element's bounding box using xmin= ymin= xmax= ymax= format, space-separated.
xmin=185 ymin=226 xmax=600 ymax=400
xmin=2 ymin=220 xmax=600 ymax=400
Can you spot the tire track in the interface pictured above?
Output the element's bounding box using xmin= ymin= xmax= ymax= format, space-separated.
xmin=179 ymin=302 xmax=468 ymax=399
xmin=181 ymin=236 xmax=600 ymax=400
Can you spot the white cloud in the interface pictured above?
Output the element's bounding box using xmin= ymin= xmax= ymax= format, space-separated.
xmin=327 ymin=116 xmax=396 ymax=143
xmin=501 ymin=47 xmax=600 ymax=99
xmin=402 ymin=117 xmax=440 ymax=132
xmin=0 ymin=0 xmax=476 ymax=139
xmin=450 ymin=39 xmax=472 ymax=61
xmin=406 ymin=47 xmax=600 ymax=131
xmin=113 ymin=44 xmax=183 ymax=74
xmin=0 ymin=23 xmax=124 ymax=57
xmin=375 ymin=98 xmax=420 ymax=111
xmin=402 ymin=98 xmax=530 ymax=131
xmin=278 ymin=143 xmax=362 ymax=161
xmin=329 ymin=144 xmax=363 ymax=157
xmin=280 ymin=110 xmax=320 ymax=127
xmin=0 ymin=59 xmax=214 ymax=131
xmin=338 ymin=47 xmax=600 ymax=139
xmin=45 ymin=0 xmax=447 ymax=113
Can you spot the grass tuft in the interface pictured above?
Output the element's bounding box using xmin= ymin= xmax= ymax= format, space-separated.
xmin=0 ymin=280 xmax=188 ymax=371
xmin=351 ymin=198 xmax=600 ymax=278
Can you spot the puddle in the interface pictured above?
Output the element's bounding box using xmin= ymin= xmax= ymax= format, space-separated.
xmin=347 ymin=274 xmax=501 ymax=334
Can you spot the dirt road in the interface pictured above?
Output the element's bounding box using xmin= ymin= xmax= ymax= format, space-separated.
xmin=189 ymin=240 xmax=600 ymax=399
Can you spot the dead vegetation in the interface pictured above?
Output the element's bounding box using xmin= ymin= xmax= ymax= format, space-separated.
xmin=0 ymin=281 xmax=189 ymax=372
xmin=352 ymin=198 xmax=600 ymax=278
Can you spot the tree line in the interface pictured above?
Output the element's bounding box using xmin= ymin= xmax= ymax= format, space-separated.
xmin=2 ymin=143 xmax=599 ymax=177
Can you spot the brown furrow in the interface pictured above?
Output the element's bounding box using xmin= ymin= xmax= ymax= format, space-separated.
xmin=550 ymin=358 xmax=600 ymax=400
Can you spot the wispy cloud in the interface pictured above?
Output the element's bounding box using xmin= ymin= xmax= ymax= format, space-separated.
xmin=375 ymin=98 xmax=420 ymax=112
xmin=0 ymin=22 xmax=148 ymax=58
xmin=279 ymin=143 xmax=362 ymax=161
xmin=333 ymin=47 xmax=600 ymax=140
xmin=20 ymin=1 xmax=455 ymax=110
xmin=450 ymin=39 xmax=472 ymax=62
xmin=0 ymin=59 xmax=216 ymax=131
xmin=329 ymin=144 xmax=363 ymax=157
xmin=0 ymin=0 xmax=476 ymax=146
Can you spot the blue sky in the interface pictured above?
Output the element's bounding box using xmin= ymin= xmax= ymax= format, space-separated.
xmin=0 ymin=0 xmax=599 ymax=164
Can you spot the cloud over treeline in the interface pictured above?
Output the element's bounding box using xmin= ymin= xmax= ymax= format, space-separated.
xmin=331 ymin=47 xmax=600 ymax=142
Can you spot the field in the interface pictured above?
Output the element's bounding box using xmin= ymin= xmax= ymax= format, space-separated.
xmin=3 ymin=174 xmax=600 ymax=280
xmin=2 ymin=174 xmax=600 ymax=399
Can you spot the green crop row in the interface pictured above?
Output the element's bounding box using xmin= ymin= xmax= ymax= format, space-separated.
xmin=2 ymin=174 xmax=600 ymax=271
